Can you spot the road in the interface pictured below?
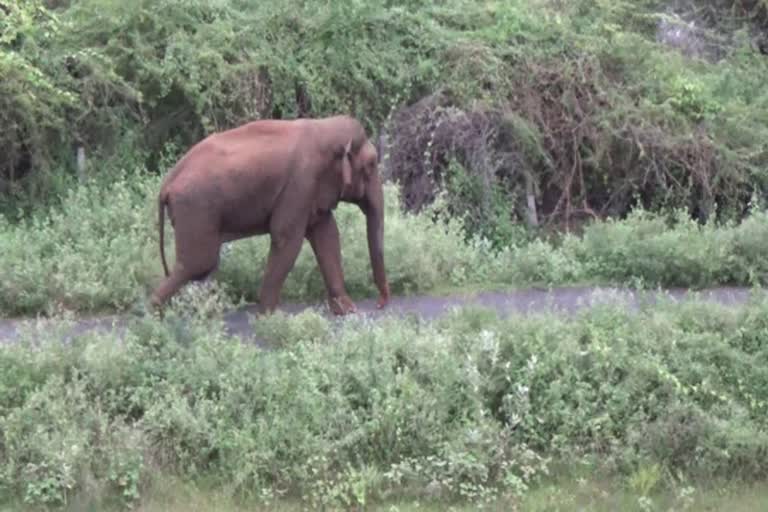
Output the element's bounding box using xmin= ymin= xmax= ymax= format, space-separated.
xmin=0 ymin=286 xmax=759 ymax=347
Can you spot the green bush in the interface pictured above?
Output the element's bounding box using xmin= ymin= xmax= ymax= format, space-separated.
xmin=3 ymin=170 xmax=768 ymax=316
xmin=0 ymin=170 xmax=160 ymax=314
xmin=5 ymin=0 xmax=768 ymax=229
xmin=578 ymin=209 xmax=732 ymax=288
xmin=575 ymin=207 xmax=768 ymax=289
xmin=3 ymin=296 xmax=768 ymax=508
xmin=0 ymin=1 xmax=78 ymax=206
xmin=728 ymin=210 xmax=768 ymax=285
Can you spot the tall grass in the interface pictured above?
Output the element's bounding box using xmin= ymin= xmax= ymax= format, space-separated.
xmin=2 ymin=168 xmax=768 ymax=316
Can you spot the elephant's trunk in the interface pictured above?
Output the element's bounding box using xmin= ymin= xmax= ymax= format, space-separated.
xmin=365 ymin=174 xmax=390 ymax=308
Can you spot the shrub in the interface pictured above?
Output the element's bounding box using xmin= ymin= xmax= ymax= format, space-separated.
xmin=3 ymin=170 xmax=768 ymax=316
xmin=0 ymin=169 xmax=160 ymax=315
xmin=578 ymin=208 xmax=733 ymax=288
xmin=0 ymin=1 xmax=77 ymax=205
xmin=3 ymin=297 xmax=768 ymax=507
xmin=5 ymin=0 xmax=768 ymax=232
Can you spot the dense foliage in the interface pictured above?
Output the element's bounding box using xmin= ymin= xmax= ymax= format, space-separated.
xmin=2 ymin=296 xmax=768 ymax=508
xmin=2 ymin=0 xmax=768 ymax=232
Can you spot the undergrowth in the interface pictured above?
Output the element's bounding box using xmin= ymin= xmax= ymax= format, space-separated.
xmin=2 ymin=293 xmax=768 ymax=508
xmin=2 ymin=168 xmax=768 ymax=316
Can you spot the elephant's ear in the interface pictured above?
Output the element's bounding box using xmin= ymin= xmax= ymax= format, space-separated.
xmin=341 ymin=140 xmax=353 ymax=189
xmin=363 ymin=143 xmax=378 ymax=177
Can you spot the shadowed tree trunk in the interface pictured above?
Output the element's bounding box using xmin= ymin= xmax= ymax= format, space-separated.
xmin=295 ymin=82 xmax=313 ymax=118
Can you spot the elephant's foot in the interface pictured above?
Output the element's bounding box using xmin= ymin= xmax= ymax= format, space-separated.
xmin=376 ymin=283 xmax=391 ymax=310
xmin=255 ymin=302 xmax=278 ymax=317
xmin=328 ymin=295 xmax=357 ymax=316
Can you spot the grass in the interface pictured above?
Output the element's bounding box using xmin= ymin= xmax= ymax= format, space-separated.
xmin=3 ymin=292 xmax=768 ymax=508
xmin=15 ymin=477 xmax=768 ymax=512
xmin=2 ymin=169 xmax=768 ymax=317
xmin=522 ymin=477 xmax=768 ymax=512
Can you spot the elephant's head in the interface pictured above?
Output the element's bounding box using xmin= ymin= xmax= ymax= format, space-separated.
xmin=340 ymin=138 xmax=390 ymax=309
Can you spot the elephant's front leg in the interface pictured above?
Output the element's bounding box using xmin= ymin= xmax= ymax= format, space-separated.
xmin=306 ymin=213 xmax=357 ymax=315
xmin=258 ymin=232 xmax=305 ymax=314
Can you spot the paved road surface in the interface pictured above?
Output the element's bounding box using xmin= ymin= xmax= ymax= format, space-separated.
xmin=0 ymin=286 xmax=760 ymax=347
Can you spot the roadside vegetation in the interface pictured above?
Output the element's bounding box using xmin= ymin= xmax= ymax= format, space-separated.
xmin=3 ymin=294 xmax=768 ymax=509
xmin=2 ymin=167 xmax=768 ymax=316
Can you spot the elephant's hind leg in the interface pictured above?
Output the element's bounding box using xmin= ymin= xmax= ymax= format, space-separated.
xmin=150 ymin=269 xmax=189 ymax=307
xmin=151 ymin=227 xmax=222 ymax=307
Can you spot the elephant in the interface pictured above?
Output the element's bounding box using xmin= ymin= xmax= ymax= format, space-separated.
xmin=149 ymin=114 xmax=390 ymax=315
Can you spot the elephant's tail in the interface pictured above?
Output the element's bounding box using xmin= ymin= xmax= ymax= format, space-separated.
xmin=157 ymin=158 xmax=188 ymax=278
xmin=158 ymin=191 xmax=170 ymax=277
